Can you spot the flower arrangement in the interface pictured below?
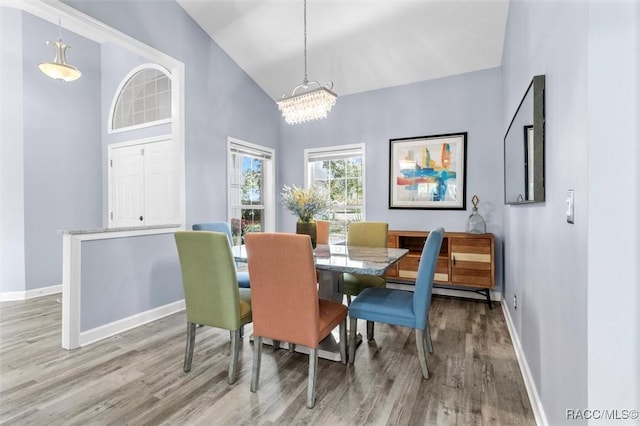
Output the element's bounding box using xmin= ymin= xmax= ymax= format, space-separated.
xmin=281 ymin=184 xmax=329 ymax=223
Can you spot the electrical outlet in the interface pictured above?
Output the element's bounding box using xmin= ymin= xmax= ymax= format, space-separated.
xmin=513 ymin=294 xmax=518 ymax=310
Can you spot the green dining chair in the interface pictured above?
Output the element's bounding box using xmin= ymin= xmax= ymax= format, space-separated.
xmin=174 ymin=231 xmax=252 ymax=385
xmin=348 ymin=228 xmax=444 ymax=380
xmin=343 ymin=221 xmax=388 ymax=340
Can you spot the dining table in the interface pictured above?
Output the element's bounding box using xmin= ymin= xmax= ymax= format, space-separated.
xmin=232 ymin=242 xmax=409 ymax=361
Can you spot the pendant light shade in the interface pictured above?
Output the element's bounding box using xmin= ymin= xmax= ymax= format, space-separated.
xmin=38 ymin=20 xmax=81 ymax=82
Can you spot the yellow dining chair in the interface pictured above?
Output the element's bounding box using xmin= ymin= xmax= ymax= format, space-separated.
xmin=244 ymin=232 xmax=348 ymax=408
xmin=343 ymin=221 xmax=388 ymax=340
xmin=174 ymin=231 xmax=252 ymax=384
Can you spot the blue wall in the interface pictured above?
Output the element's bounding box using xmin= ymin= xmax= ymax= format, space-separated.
xmin=502 ymin=0 xmax=640 ymax=423
xmin=280 ymin=68 xmax=504 ymax=291
xmin=0 ymin=7 xmax=26 ymax=294
xmin=502 ymin=2 xmax=589 ymax=423
xmin=81 ymin=233 xmax=182 ymax=331
xmin=22 ymin=13 xmax=103 ymax=291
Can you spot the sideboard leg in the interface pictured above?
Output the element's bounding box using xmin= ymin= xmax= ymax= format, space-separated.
xmin=485 ymin=289 xmax=493 ymax=309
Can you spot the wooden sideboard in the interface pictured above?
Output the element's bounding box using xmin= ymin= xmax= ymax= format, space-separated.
xmin=386 ymin=230 xmax=495 ymax=307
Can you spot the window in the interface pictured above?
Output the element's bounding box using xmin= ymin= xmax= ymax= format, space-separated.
xmin=228 ymin=138 xmax=275 ymax=244
xmin=305 ymin=144 xmax=365 ymax=243
xmin=109 ymin=64 xmax=172 ymax=132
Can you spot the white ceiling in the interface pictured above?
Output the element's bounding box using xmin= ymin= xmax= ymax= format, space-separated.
xmin=177 ymin=0 xmax=509 ymax=101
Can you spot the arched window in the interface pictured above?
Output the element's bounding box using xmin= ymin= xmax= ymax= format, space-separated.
xmin=109 ymin=64 xmax=171 ymax=132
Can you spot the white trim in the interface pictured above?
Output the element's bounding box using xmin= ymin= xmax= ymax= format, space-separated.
xmin=62 ymin=226 xmax=181 ymax=242
xmin=0 ymin=284 xmax=62 ymax=302
xmin=61 ymin=227 xmax=183 ymax=350
xmin=501 ymin=300 xmax=548 ymax=426
xmin=79 ymin=299 xmax=185 ymax=347
xmin=108 ymin=134 xmax=172 ymax=150
xmin=226 ymin=137 xmax=276 ymax=233
xmin=62 ymin=233 xmax=81 ymax=349
xmin=107 ymin=63 xmax=172 ymax=134
xmin=304 ymin=143 xmax=364 ymax=160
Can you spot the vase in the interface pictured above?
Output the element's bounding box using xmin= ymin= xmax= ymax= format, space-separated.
xmin=466 ymin=195 xmax=487 ymax=234
xmin=296 ymin=221 xmax=317 ymax=248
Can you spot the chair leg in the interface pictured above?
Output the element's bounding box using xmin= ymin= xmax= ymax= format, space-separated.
xmin=307 ymin=348 xmax=318 ymax=408
xmin=240 ymin=325 xmax=244 ymax=339
xmin=339 ymin=319 xmax=347 ymax=365
xmin=348 ymin=317 xmax=357 ymax=364
xmin=425 ymin=323 xmax=434 ymax=354
xmin=366 ymin=321 xmax=375 ymax=341
xmin=228 ymin=329 xmax=241 ymax=385
xmin=183 ymin=322 xmax=196 ymax=372
xmin=346 ymin=294 xmax=352 ymax=305
xmin=415 ymin=329 xmax=430 ymax=379
xmin=251 ymin=336 xmax=263 ymax=392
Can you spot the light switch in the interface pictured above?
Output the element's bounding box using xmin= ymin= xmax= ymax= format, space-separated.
xmin=566 ymin=190 xmax=575 ymax=224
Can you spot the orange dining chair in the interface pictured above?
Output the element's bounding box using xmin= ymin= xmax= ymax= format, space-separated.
xmin=343 ymin=221 xmax=389 ymax=340
xmin=315 ymin=220 xmax=330 ymax=245
xmin=174 ymin=231 xmax=252 ymax=385
xmin=244 ymin=232 xmax=348 ymax=408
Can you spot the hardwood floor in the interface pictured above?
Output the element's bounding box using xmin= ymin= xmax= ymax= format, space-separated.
xmin=0 ymin=294 xmax=535 ymax=425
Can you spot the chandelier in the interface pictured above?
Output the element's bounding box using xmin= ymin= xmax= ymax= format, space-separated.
xmin=38 ymin=19 xmax=82 ymax=82
xmin=277 ymin=0 xmax=336 ymax=124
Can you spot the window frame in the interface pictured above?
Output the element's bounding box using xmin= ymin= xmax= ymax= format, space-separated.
xmin=304 ymin=143 xmax=366 ymax=241
xmin=108 ymin=63 xmax=172 ymax=134
xmin=227 ymin=137 xmax=276 ymax=242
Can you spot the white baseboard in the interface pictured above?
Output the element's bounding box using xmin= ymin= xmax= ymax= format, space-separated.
xmin=79 ymin=299 xmax=186 ymax=347
xmin=0 ymin=284 xmax=62 ymax=302
xmin=501 ymin=300 xmax=548 ymax=426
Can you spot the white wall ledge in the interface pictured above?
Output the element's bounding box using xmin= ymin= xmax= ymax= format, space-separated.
xmin=59 ymin=224 xmax=182 ymax=240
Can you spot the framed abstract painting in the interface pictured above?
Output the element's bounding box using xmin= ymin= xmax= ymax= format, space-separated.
xmin=389 ymin=132 xmax=467 ymax=210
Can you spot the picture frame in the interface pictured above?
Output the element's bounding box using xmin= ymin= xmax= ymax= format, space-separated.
xmin=389 ymin=132 xmax=467 ymax=210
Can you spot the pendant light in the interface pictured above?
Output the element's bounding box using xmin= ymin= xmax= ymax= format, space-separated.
xmin=277 ymin=0 xmax=336 ymax=124
xmin=38 ymin=19 xmax=82 ymax=82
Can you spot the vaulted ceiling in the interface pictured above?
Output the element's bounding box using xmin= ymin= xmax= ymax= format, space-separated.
xmin=177 ymin=0 xmax=509 ymax=100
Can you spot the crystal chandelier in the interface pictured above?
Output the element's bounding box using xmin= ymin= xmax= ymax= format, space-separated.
xmin=38 ymin=19 xmax=82 ymax=82
xmin=277 ymin=0 xmax=336 ymax=124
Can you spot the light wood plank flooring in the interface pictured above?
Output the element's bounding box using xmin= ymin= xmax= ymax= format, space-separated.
xmin=0 ymin=294 xmax=535 ymax=425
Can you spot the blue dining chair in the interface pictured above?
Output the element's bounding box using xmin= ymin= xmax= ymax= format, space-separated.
xmin=192 ymin=222 xmax=250 ymax=288
xmin=347 ymin=227 xmax=444 ymax=379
